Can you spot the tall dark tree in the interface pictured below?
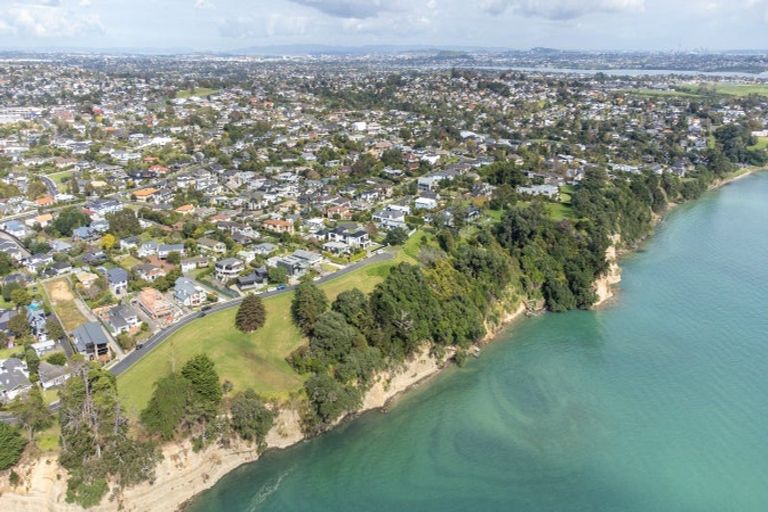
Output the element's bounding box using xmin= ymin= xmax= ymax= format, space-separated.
xmin=140 ymin=372 xmax=190 ymax=440
xmin=291 ymin=282 xmax=329 ymax=335
xmin=0 ymin=423 xmax=26 ymax=471
xmin=106 ymin=209 xmax=142 ymax=238
xmin=10 ymin=386 xmax=52 ymax=441
xmin=230 ymin=390 xmax=274 ymax=445
xmin=181 ymin=354 xmax=222 ymax=422
xmin=235 ymin=294 xmax=266 ymax=333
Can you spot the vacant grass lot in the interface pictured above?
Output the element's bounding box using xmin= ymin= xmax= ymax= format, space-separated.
xmin=42 ymin=278 xmax=88 ymax=332
xmin=175 ymin=87 xmax=218 ymax=99
xmin=117 ymin=248 xmax=414 ymax=416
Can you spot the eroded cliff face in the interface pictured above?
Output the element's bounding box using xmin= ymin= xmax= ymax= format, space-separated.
xmin=593 ymin=235 xmax=623 ymax=307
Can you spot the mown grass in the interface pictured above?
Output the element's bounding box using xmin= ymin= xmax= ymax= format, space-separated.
xmin=750 ymin=136 xmax=768 ymax=151
xmin=117 ymin=248 xmax=411 ymax=416
xmin=175 ymin=87 xmax=218 ymax=99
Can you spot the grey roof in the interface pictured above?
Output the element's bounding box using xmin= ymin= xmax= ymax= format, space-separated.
xmin=107 ymin=267 xmax=128 ymax=284
xmin=73 ymin=321 xmax=110 ymax=353
xmin=0 ymin=358 xmax=31 ymax=394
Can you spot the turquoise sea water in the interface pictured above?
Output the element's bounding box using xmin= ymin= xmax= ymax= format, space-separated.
xmin=189 ymin=173 xmax=768 ymax=512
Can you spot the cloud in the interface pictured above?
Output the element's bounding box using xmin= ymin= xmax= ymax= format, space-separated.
xmin=219 ymin=13 xmax=310 ymax=39
xmin=482 ymin=0 xmax=644 ymax=19
xmin=286 ymin=0 xmax=398 ymax=19
xmin=0 ymin=3 xmax=103 ymax=38
xmin=194 ymin=0 xmax=213 ymax=9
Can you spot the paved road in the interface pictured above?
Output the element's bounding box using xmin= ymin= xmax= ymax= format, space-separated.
xmin=0 ymin=250 xmax=394 ymax=425
xmin=108 ymin=250 xmax=394 ymax=377
xmin=41 ymin=175 xmax=58 ymax=197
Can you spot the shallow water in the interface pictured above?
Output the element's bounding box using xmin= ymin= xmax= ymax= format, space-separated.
xmin=189 ymin=173 xmax=768 ymax=512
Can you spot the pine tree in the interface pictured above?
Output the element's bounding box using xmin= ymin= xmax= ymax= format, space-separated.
xmin=290 ymin=282 xmax=328 ymax=334
xmin=0 ymin=423 xmax=26 ymax=471
xmin=235 ymin=294 xmax=266 ymax=333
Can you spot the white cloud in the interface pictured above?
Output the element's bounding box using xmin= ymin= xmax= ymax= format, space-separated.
xmin=286 ymin=0 xmax=400 ymax=19
xmin=194 ymin=0 xmax=213 ymax=9
xmin=219 ymin=13 xmax=309 ymax=39
xmin=0 ymin=3 xmax=102 ymax=38
xmin=482 ymin=0 xmax=644 ymax=19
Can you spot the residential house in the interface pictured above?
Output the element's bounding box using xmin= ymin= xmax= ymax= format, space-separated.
xmin=215 ymin=258 xmax=244 ymax=281
xmin=137 ymin=288 xmax=173 ymax=320
xmin=133 ymin=263 xmax=166 ymax=282
xmin=174 ymin=277 xmax=207 ymax=307
xmin=0 ymin=358 xmax=31 ymax=402
xmin=262 ymin=218 xmax=294 ymax=234
xmin=73 ymin=321 xmax=110 ymax=359
xmin=38 ymin=361 xmax=70 ymax=390
xmin=197 ymin=237 xmax=227 ymax=254
xmin=107 ymin=304 xmax=141 ymax=335
xmin=106 ymin=267 xmax=129 ymax=297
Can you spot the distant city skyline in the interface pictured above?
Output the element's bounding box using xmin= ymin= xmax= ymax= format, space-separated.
xmin=0 ymin=0 xmax=767 ymax=52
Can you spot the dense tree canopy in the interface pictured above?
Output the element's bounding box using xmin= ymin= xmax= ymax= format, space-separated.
xmin=235 ymin=294 xmax=266 ymax=333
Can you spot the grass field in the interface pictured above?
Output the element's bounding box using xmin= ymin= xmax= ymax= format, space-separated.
xmin=623 ymin=88 xmax=700 ymax=98
xmin=175 ymin=87 xmax=218 ymax=99
xmin=679 ymin=82 xmax=768 ymax=97
xmin=116 ymin=254 xmax=142 ymax=270
xmin=625 ymin=83 xmax=768 ymax=99
xmin=48 ymin=170 xmax=73 ymax=188
xmin=117 ymin=248 xmax=415 ymax=416
xmin=750 ymin=136 xmax=768 ymax=151
xmin=42 ymin=278 xmax=88 ymax=332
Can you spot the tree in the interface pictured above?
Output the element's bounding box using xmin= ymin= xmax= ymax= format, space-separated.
xmin=10 ymin=288 xmax=30 ymax=306
xmin=46 ymin=317 xmax=65 ymax=341
xmin=100 ymin=233 xmax=116 ymax=250
xmin=310 ymin=311 xmax=364 ymax=365
xmin=181 ymin=354 xmax=222 ymax=422
xmin=166 ymin=251 xmax=181 ymax=265
xmin=46 ymin=352 xmax=67 ymax=366
xmin=304 ymin=373 xmax=361 ymax=429
xmin=384 ymin=227 xmax=408 ymax=246
xmin=52 ymin=206 xmax=89 ymax=237
xmin=10 ymin=386 xmax=52 ymax=441
xmin=140 ymin=372 xmax=190 ymax=440
xmin=24 ymin=346 xmax=40 ymax=379
xmin=332 ymin=288 xmax=373 ymax=333
xmin=0 ymin=423 xmax=26 ymax=471
xmin=59 ymin=364 xmax=159 ymax=507
xmin=9 ymin=309 xmax=29 ymax=337
xmin=290 ymin=282 xmax=328 ymax=334
xmin=106 ymin=209 xmax=141 ymax=238
xmin=230 ymin=390 xmax=274 ymax=445
xmin=235 ymin=294 xmax=266 ymax=333
xmin=0 ymin=252 xmax=13 ymax=276
xmin=267 ymin=265 xmax=287 ymax=284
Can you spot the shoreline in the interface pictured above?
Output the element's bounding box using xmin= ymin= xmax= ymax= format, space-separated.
xmin=0 ymin=167 xmax=763 ymax=512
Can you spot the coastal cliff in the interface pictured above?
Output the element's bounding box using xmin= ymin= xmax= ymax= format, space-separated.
xmin=593 ymin=235 xmax=623 ymax=307
xmin=0 ymin=295 xmax=530 ymax=512
xmin=6 ymin=170 xmax=763 ymax=512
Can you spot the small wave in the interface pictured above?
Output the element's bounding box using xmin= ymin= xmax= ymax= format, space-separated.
xmin=247 ymin=470 xmax=292 ymax=511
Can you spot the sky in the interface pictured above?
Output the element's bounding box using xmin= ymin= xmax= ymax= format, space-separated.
xmin=0 ymin=0 xmax=766 ymax=52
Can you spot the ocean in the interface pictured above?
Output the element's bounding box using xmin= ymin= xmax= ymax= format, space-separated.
xmin=188 ymin=172 xmax=768 ymax=512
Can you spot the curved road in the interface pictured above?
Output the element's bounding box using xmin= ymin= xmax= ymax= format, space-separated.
xmin=108 ymin=250 xmax=393 ymax=377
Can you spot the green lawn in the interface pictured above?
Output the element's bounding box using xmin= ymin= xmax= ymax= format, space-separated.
xmin=117 ymin=250 xmax=411 ymax=416
xmin=48 ymin=170 xmax=73 ymax=187
xmin=116 ymin=254 xmax=142 ymax=270
xmin=622 ymin=88 xmax=700 ymax=98
xmin=35 ymin=424 xmax=60 ymax=453
xmin=679 ymin=82 xmax=768 ymax=98
xmin=750 ymin=136 xmax=768 ymax=151
xmin=175 ymin=87 xmax=218 ymax=99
